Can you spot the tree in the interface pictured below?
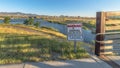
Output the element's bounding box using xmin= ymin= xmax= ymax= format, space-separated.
xmin=24 ymin=17 xmax=34 ymax=25
xmin=4 ymin=17 xmax=10 ymax=24
xmin=34 ymin=21 xmax=40 ymax=28
xmin=28 ymin=17 xmax=34 ymax=25
xmin=23 ymin=19 xmax=29 ymax=25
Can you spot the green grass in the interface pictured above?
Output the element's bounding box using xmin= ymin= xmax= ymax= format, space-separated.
xmin=0 ymin=24 xmax=89 ymax=64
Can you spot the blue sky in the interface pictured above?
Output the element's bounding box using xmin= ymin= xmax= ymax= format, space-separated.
xmin=0 ymin=0 xmax=120 ymax=17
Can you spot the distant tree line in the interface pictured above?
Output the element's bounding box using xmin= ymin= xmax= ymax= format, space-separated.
xmin=2 ymin=17 xmax=40 ymax=28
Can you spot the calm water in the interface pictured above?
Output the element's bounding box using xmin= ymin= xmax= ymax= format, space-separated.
xmin=0 ymin=19 xmax=95 ymax=43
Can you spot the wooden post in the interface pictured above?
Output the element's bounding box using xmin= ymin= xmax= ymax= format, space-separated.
xmin=95 ymin=12 xmax=105 ymax=56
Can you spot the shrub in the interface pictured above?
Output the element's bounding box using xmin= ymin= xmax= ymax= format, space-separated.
xmin=24 ymin=17 xmax=34 ymax=25
xmin=4 ymin=17 xmax=10 ymax=24
xmin=34 ymin=21 xmax=40 ymax=28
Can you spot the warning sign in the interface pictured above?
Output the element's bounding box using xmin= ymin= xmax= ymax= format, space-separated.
xmin=67 ymin=23 xmax=83 ymax=41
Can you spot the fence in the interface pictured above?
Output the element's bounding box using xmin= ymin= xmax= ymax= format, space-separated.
xmin=95 ymin=11 xmax=120 ymax=56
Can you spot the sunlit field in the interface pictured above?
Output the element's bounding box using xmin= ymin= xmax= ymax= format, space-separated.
xmin=0 ymin=24 xmax=89 ymax=64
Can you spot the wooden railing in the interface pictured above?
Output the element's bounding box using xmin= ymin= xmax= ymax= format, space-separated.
xmin=95 ymin=11 xmax=120 ymax=56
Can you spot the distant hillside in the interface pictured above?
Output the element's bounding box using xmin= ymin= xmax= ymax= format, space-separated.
xmin=0 ymin=12 xmax=41 ymax=19
xmin=0 ymin=12 xmax=37 ymax=16
xmin=0 ymin=12 xmax=95 ymax=21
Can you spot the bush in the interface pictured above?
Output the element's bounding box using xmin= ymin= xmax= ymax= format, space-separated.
xmin=24 ymin=17 xmax=34 ymax=25
xmin=34 ymin=21 xmax=40 ymax=28
xmin=4 ymin=17 xmax=10 ymax=24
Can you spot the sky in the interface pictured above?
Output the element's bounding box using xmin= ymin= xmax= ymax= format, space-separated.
xmin=0 ymin=0 xmax=120 ymax=17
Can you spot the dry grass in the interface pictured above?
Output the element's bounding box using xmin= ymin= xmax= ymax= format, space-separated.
xmin=0 ymin=24 xmax=89 ymax=64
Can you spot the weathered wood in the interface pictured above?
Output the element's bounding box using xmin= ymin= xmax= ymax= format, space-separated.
xmin=106 ymin=20 xmax=120 ymax=24
xmin=113 ymin=40 xmax=120 ymax=43
xmin=95 ymin=11 xmax=120 ymax=56
xmin=95 ymin=12 xmax=105 ymax=56
xmin=105 ymin=34 xmax=120 ymax=39
xmin=95 ymin=40 xmax=112 ymax=44
xmin=103 ymin=40 xmax=113 ymax=44
xmin=104 ymin=46 xmax=113 ymax=50
xmin=103 ymin=40 xmax=120 ymax=44
xmin=106 ymin=12 xmax=120 ymax=16
xmin=101 ymin=52 xmax=113 ymax=55
xmin=105 ymin=26 xmax=120 ymax=30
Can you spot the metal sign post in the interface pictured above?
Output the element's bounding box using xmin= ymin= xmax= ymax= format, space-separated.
xmin=74 ymin=40 xmax=77 ymax=53
xmin=67 ymin=23 xmax=83 ymax=53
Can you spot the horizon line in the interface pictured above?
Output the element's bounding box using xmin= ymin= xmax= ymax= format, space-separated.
xmin=0 ymin=11 xmax=96 ymax=17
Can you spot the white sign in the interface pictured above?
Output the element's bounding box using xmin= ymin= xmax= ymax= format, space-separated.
xmin=67 ymin=23 xmax=83 ymax=41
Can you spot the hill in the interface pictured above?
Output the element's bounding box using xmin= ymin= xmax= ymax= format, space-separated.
xmin=0 ymin=12 xmax=37 ymax=16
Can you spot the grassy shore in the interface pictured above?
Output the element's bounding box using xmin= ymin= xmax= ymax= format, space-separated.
xmin=0 ymin=24 xmax=89 ymax=64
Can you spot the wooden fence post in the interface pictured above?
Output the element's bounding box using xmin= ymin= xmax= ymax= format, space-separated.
xmin=95 ymin=12 xmax=105 ymax=56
